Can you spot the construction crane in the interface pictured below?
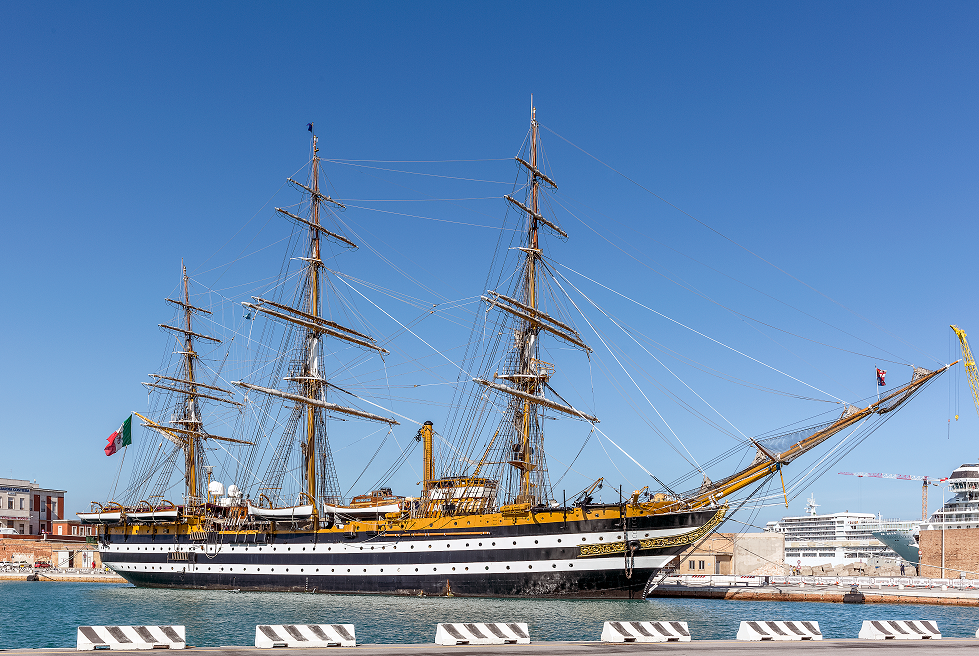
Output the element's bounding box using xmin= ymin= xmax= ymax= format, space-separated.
xmin=837 ymin=472 xmax=948 ymax=521
xmin=951 ymin=324 xmax=979 ymax=422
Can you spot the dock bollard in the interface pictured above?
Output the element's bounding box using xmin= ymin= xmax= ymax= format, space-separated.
xmin=255 ymin=624 xmax=356 ymax=648
xmin=601 ymin=621 xmax=691 ymax=642
xmin=736 ymin=621 xmax=822 ymax=641
xmin=76 ymin=626 xmax=186 ymax=650
xmin=858 ymin=620 xmax=941 ymax=640
xmin=435 ymin=623 xmax=530 ymax=645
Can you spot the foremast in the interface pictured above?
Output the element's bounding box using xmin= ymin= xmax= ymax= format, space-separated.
xmin=472 ymin=103 xmax=596 ymax=508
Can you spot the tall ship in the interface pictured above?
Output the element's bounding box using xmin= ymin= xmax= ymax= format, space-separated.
xmin=80 ymin=107 xmax=954 ymax=597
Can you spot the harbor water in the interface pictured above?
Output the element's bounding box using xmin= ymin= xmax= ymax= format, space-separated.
xmin=2 ymin=581 xmax=979 ymax=649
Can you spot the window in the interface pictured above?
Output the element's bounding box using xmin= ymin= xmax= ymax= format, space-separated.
xmin=19 ymin=524 xmax=24 ymax=534
xmin=19 ymin=498 xmax=24 ymax=510
xmin=699 ymin=560 xmax=705 ymax=570
xmin=6 ymin=498 xmax=11 ymax=510
xmin=72 ymin=526 xmax=77 ymax=535
xmin=688 ymin=560 xmax=695 ymax=570
xmin=57 ymin=525 xmax=63 ymax=535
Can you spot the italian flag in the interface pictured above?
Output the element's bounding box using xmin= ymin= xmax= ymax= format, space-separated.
xmin=105 ymin=415 xmax=132 ymax=456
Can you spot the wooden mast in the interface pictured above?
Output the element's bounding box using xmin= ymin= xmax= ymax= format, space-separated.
xmin=518 ymin=103 xmax=541 ymax=502
xmin=180 ymin=262 xmax=199 ymax=503
xmin=305 ymin=129 xmax=322 ymax=518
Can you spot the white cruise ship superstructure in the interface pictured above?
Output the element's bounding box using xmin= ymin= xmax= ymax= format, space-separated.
xmin=766 ymin=496 xmax=902 ymax=567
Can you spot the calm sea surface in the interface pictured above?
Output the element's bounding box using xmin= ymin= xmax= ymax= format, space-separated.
xmin=2 ymin=582 xmax=978 ymax=648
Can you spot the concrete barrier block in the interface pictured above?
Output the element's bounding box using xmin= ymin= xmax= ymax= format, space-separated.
xmin=255 ymin=624 xmax=356 ymax=648
xmin=77 ymin=626 xmax=186 ymax=650
xmin=858 ymin=620 xmax=941 ymax=640
xmin=736 ymin=621 xmax=822 ymax=641
xmin=601 ymin=621 xmax=690 ymax=643
xmin=435 ymin=623 xmax=530 ymax=645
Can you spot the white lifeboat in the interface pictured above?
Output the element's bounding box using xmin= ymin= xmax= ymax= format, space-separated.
xmin=246 ymin=502 xmax=315 ymax=520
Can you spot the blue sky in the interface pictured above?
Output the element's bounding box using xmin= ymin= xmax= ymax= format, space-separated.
xmin=1 ymin=2 xmax=977 ymax=526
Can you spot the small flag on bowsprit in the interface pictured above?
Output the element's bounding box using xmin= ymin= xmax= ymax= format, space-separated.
xmin=307 ymin=122 xmax=313 ymax=132
xmin=877 ymin=368 xmax=887 ymax=386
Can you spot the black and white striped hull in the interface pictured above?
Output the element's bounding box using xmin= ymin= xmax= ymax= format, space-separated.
xmin=100 ymin=508 xmax=720 ymax=598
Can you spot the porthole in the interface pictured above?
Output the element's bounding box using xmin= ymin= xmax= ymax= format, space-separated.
xmin=582 ymin=537 xmax=586 ymax=542
xmin=644 ymin=533 xmax=649 ymax=537
xmin=452 ymin=567 xmax=456 ymax=571
xmin=599 ymin=537 xmax=604 ymax=541
xmin=492 ymin=542 xmax=496 ymax=546
xmin=465 ymin=567 xmax=469 ymax=571
xmin=415 ymin=568 xmax=419 ymax=572
xmin=558 ymin=539 xmax=562 ymax=543
xmin=479 ymin=542 xmax=483 ymax=547
xmin=552 ymin=564 xmax=556 ymax=568
xmin=506 ymin=565 xmax=510 ymax=570
xmin=433 ymin=567 xmax=437 ymax=572
xmin=347 ymin=569 xmax=351 ymax=572
xmin=363 ymin=569 xmax=366 ymax=572
xmin=512 ymin=541 xmax=517 ymax=545
xmin=428 ymin=544 xmax=432 ymax=549
xmin=535 ymin=540 xmax=538 ymax=544
xmin=485 ymin=566 xmax=489 ymax=570
xmin=300 ymin=568 xmax=303 ymax=572
xmin=528 ymin=565 xmax=532 ymax=569
xmin=570 ymin=563 xmax=574 ymax=568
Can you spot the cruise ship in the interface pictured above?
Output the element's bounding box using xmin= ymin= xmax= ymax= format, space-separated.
xmin=922 ymin=463 xmax=979 ymax=530
xmin=766 ymin=496 xmax=902 ymax=567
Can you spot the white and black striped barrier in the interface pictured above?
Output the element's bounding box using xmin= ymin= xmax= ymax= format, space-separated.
xmin=255 ymin=624 xmax=356 ymax=648
xmin=77 ymin=626 xmax=186 ymax=650
xmin=858 ymin=620 xmax=941 ymax=640
xmin=435 ymin=623 xmax=530 ymax=645
xmin=737 ymin=621 xmax=822 ymax=641
xmin=601 ymin=621 xmax=690 ymax=643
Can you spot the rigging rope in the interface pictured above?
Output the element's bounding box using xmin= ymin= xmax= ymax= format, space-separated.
xmin=540 ymin=123 xmax=941 ymax=366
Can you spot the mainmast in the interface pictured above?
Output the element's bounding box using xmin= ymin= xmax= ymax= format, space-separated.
xmin=234 ymin=125 xmax=399 ymax=514
xmin=304 ymin=133 xmax=323 ymax=509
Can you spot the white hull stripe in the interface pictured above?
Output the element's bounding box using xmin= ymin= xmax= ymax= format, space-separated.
xmin=102 ymin=525 xmax=693 ymax=557
xmin=109 ymin=555 xmax=674 ymax=577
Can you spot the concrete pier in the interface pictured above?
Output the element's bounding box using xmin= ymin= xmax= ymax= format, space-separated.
xmin=650 ymin=578 xmax=979 ymax=607
xmin=5 ymin=641 xmax=979 ymax=656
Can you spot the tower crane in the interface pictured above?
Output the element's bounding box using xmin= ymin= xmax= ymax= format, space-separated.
xmin=837 ymin=472 xmax=948 ymax=521
xmin=951 ymin=325 xmax=979 ymax=422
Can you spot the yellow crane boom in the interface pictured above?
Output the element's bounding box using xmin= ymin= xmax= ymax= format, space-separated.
xmin=951 ymin=324 xmax=979 ymax=421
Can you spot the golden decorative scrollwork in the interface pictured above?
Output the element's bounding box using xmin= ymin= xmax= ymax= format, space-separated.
xmin=579 ymin=505 xmax=728 ymax=557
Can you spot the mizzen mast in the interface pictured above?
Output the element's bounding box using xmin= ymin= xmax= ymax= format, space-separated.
xmin=143 ymin=263 xmax=242 ymax=506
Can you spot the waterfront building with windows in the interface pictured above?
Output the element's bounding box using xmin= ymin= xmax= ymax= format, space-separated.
xmin=0 ymin=478 xmax=67 ymax=535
